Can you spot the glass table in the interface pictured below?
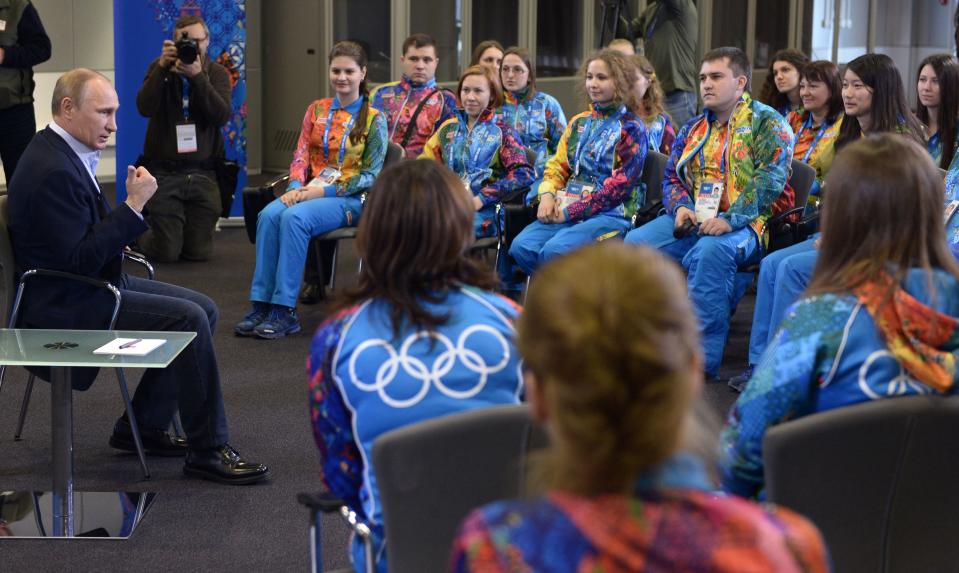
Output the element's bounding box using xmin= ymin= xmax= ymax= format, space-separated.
xmin=0 ymin=329 xmax=195 ymax=539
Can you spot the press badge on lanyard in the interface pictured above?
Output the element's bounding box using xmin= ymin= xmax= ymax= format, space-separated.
xmin=177 ymin=82 xmax=198 ymax=154
xmin=945 ymin=200 xmax=959 ymax=225
xmin=695 ymin=126 xmax=729 ymax=221
xmin=309 ymin=105 xmax=356 ymax=186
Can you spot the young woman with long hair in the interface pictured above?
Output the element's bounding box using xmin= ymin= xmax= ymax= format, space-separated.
xmin=308 ymin=160 xmax=524 ymax=573
xmin=723 ymin=135 xmax=959 ymax=497
xmin=758 ymin=48 xmax=810 ymax=116
xmin=627 ymin=54 xmax=676 ymax=154
xmin=236 ymin=41 xmax=387 ymax=339
xmin=916 ymin=53 xmax=959 ymax=169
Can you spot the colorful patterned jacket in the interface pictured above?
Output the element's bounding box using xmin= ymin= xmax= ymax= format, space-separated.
xmin=496 ymin=87 xmax=567 ymax=177
xmin=308 ymin=287 xmax=524 ymax=573
xmin=420 ymin=107 xmax=535 ymax=234
xmin=538 ymin=102 xmax=649 ymax=222
xmin=450 ymin=453 xmax=830 ymax=573
xmin=643 ymin=111 xmax=676 ymax=155
xmin=721 ymin=269 xmax=959 ymax=498
xmin=946 ymin=150 xmax=959 ymax=258
xmin=286 ymin=96 xmax=388 ymax=197
xmin=787 ymin=110 xmax=843 ymax=199
xmin=664 ymin=93 xmax=795 ymax=241
xmin=370 ymin=75 xmax=457 ymax=158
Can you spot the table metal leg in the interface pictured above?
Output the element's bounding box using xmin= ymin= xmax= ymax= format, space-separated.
xmin=50 ymin=366 xmax=74 ymax=537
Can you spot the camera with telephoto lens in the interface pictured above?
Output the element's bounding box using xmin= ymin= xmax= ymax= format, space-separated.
xmin=175 ymin=32 xmax=199 ymax=65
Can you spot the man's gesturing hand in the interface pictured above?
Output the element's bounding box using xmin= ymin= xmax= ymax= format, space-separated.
xmin=124 ymin=166 xmax=157 ymax=213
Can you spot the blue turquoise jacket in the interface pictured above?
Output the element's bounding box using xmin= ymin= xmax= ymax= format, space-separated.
xmin=496 ymin=87 xmax=567 ymax=177
xmin=308 ymin=288 xmax=524 ymax=572
xmin=721 ymin=269 xmax=959 ymax=498
xmin=420 ymin=107 xmax=534 ymax=233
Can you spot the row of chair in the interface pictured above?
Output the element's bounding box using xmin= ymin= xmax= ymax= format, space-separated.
xmin=298 ymin=395 xmax=959 ymax=573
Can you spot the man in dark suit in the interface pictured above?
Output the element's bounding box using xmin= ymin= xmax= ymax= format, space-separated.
xmin=7 ymin=68 xmax=267 ymax=485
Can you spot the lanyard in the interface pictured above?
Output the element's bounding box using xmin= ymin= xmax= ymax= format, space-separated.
xmin=573 ymin=113 xmax=619 ymax=177
xmin=388 ymin=90 xmax=413 ymax=141
xmin=796 ymin=114 xmax=829 ymax=163
xmin=698 ymin=122 xmax=729 ymax=179
xmin=448 ymin=119 xmax=488 ymax=177
xmin=323 ymin=103 xmax=358 ymax=167
xmin=929 ymin=131 xmax=942 ymax=158
xmin=180 ymin=80 xmax=190 ymax=121
xmin=645 ymin=2 xmax=662 ymax=39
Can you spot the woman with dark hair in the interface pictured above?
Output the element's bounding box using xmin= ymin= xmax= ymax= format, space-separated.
xmin=471 ymin=40 xmax=504 ymax=75
xmin=836 ymin=53 xmax=924 ymax=150
xmin=420 ymin=65 xmax=534 ymax=239
xmin=308 ymin=159 xmax=524 ymax=573
xmin=497 ymin=47 xmax=567 ymax=177
xmin=730 ymin=53 xmax=926 ymax=390
xmin=917 ymin=53 xmax=959 ymax=169
xmin=758 ymin=49 xmax=810 ymax=117
xmin=509 ymin=49 xmax=648 ymax=276
xmin=627 ymin=53 xmax=676 ymax=153
xmin=450 ymin=243 xmax=829 ymax=572
xmin=722 ymin=135 xmax=959 ymax=497
xmin=236 ymin=41 xmax=388 ymax=339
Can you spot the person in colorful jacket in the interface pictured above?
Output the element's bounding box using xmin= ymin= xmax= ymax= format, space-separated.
xmin=729 ymin=53 xmax=926 ymax=391
xmin=420 ymin=65 xmax=534 ymax=239
xmin=721 ymin=135 xmax=959 ymax=498
xmin=916 ymin=53 xmax=959 ymax=169
xmin=497 ymin=46 xmax=567 ymax=177
xmin=450 ymin=242 xmax=830 ymax=573
xmin=627 ymin=54 xmax=676 ymax=154
xmin=370 ymin=33 xmax=457 ymax=158
xmin=509 ymin=49 xmax=648 ymax=276
xmin=236 ymin=41 xmax=387 ymax=339
xmin=309 ymin=160 xmax=524 ymax=573
xmin=757 ymin=49 xmax=809 ymax=118
xmin=625 ymin=47 xmax=795 ymax=379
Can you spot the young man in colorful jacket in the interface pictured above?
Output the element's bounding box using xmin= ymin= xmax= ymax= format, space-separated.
xmin=369 ymin=33 xmax=457 ymax=158
xmin=625 ymin=47 xmax=795 ymax=379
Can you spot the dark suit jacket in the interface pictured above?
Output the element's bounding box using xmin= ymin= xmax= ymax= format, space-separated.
xmin=7 ymin=127 xmax=148 ymax=388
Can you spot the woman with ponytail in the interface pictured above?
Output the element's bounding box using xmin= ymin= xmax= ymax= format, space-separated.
xmin=236 ymin=41 xmax=388 ymax=339
xmin=450 ymin=243 xmax=829 ymax=572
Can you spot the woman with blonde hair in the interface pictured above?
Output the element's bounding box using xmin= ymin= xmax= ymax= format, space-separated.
xmin=509 ymin=49 xmax=648 ymax=276
xmin=451 ymin=243 xmax=829 ymax=572
xmin=627 ymin=54 xmax=675 ymax=153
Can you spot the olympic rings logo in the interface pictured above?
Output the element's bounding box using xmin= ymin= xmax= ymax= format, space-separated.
xmin=347 ymin=325 xmax=512 ymax=408
xmin=857 ymin=350 xmax=932 ymax=400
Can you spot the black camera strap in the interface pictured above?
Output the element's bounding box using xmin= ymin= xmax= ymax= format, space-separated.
xmin=400 ymin=88 xmax=453 ymax=150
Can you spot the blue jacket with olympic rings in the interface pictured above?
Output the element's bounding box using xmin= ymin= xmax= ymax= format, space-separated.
xmin=308 ymin=287 xmax=524 ymax=573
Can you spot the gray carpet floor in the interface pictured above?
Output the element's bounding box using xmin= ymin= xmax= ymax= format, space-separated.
xmin=0 ymin=182 xmax=750 ymax=571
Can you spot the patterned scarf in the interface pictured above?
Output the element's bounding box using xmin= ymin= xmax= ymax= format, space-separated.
xmin=853 ymin=273 xmax=959 ymax=393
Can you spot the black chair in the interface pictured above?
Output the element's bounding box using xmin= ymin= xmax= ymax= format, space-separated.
xmin=764 ymin=159 xmax=817 ymax=254
xmin=298 ymin=404 xmax=546 ymax=573
xmin=241 ymin=142 xmax=404 ymax=291
xmin=0 ymin=195 xmax=154 ymax=479
xmin=631 ymin=150 xmax=669 ymax=228
xmin=764 ymin=395 xmax=959 ymax=573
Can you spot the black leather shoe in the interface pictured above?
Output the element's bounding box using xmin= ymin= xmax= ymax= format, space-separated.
xmin=109 ymin=416 xmax=188 ymax=457
xmin=184 ymin=444 xmax=269 ymax=485
xmin=299 ymin=282 xmax=324 ymax=305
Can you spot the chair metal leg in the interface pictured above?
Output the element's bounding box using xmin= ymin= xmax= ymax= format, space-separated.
xmin=327 ymin=241 xmax=340 ymax=291
xmin=115 ymin=369 xmax=150 ymax=479
xmin=14 ymin=373 xmax=36 ymax=440
xmin=0 ymin=364 xmax=7 ymax=399
xmin=172 ymin=410 xmax=185 ymax=439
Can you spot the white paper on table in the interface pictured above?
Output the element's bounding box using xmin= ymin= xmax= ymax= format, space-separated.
xmin=93 ymin=338 xmax=166 ymax=356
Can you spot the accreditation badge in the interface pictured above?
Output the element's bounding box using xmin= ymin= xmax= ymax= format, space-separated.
xmin=556 ymin=179 xmax=595 ymax=211
xmin=695 ymin=181 xmax=723 ymax=222
xmin=310 ymin=167 xmax=343 ymax=186
xmin=175 ymin=123 xmax=198 ymax=154
xmin=945 ymin=200 xmax=959 ymax=225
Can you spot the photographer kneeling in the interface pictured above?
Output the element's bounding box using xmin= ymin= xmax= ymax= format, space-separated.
xmin=135 ymin=15 xmax=231 ymax=262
